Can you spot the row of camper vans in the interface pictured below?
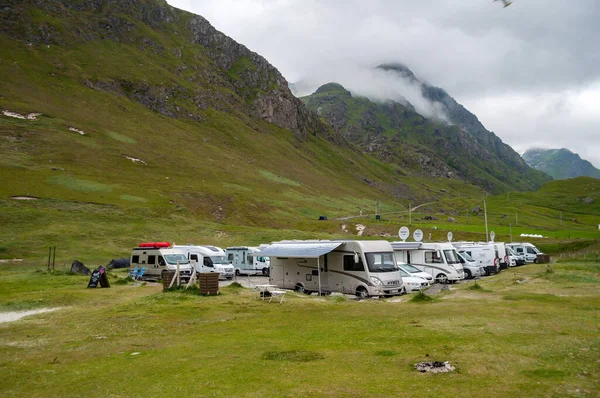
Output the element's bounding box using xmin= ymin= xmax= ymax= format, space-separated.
xmin=129 ymin=243 xmax=270 ymax=280
xmin=262 ymin=240 xmax=469 ymax=298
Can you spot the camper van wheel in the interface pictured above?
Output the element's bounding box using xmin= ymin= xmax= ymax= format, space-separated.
xmin=436 ymin=273 xmax=449 ymax=284
xmin=464 ymin=269 xmax=472 ymax=279
xmin=235 ymin=269 xmax=241 ymax=276
xmin=355 ymin=287 xmax=369 ymax=299
xmin=294 ymin=283 xmax=306 ymax=294
xmin=262 ymin=267 xmax=269 ymax=276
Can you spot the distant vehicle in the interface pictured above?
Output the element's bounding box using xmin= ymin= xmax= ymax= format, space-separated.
xmin=397 ymin=266 xmax=429 ymax=293
xmin=453 ymin=243 xmax=499 ymax=275
xmin=392 ymin=242 xmax=465 ymax=284
xmin=507 ymin=243 xmax=542 ymax=263
xmin=492 ymin=242 xmax=509 ymax=270
xmin=262 ymin=240 xmax=404 ymax=298
xmin=397 ymin=262 xmax=433 ymax=282
xmin=130 ymin=242 xmax=192 ymax=281
xmin=506 ymin=246 xmax=524 ymax=266
xmin=456 ymin=251 xmax=486 ymax=279
xmin=226 ymin=246 xmax=270 ymax=276
xmin=173 ymin=245 xmax=234 ymax=280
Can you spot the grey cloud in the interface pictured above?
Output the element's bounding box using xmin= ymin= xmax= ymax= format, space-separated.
xmin=167 ymin=0 xmax=600 ymax=168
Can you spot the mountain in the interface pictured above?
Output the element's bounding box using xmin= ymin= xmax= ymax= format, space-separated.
xmin=301 ymin=79 xmax=550 ymax=193
xmin=522 ymin=148 xmax=600 ymax=180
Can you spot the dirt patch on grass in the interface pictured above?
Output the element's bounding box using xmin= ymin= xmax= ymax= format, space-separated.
xmin=0 ymin=308 xmax=60 ymax=323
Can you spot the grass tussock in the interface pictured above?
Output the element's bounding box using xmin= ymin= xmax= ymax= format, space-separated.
xmin=409 ymin=291 xmax=435 ymax=303
xmin=467 ymin=281 xmax=491 ymax=292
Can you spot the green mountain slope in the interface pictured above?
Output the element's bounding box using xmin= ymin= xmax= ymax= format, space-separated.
xmin=302 ymin=82 xmax=550 ymax=194
xmin=523 ymin=148 xmax=600 ymax=180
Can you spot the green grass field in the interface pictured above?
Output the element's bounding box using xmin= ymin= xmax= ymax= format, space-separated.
xmin=0 ymin=261 xmax=598 ymax=397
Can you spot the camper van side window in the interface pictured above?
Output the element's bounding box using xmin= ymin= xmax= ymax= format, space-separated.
xmin=343 ymin=255 xmax=364 ymax=271
xmin=132 ymin=255 xmax=139 ymax=264
xmin=227 ymin=253 xmax=233 ymax=262
xmin=148 ymin=255 xmax=156 ymax=265
xmin=158 ymin=256 xmax=166 ymax=266
xmin=425 ymin=251 xmax=443 ymax=264
xmin=203 ymin=257 xmax=213 ymax=267
xmin=323 ymin=254 xmax=328 ymax=272
xmin=248 ymin=256 xmax=254 ymax=265
xmin=190 ymin=254 xmax=199 ymax=262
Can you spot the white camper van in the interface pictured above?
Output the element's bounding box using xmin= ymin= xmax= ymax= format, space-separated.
xmin=507 ymin=243 xmax=542 ymax=263
xmin=493 ymin=242 xmax=509 ymax=270
xmin=226 ymin=247 xmax=270 ymax=276
xmin=173 ymin=245 xmax=234 ymax=280
xmin=261 ymin=240 xmax=403 ymax=298
xmin=130 ymin=242 xmax=193 ymax=280
xmin=453 ymin=243 xmax=498 ymax=275
xmin=456 ymin=252 xmax=486 ymax=279
xmin=507 ymin=246 xmax=525 ymax=266
xmin=392 ymin=242 xmax=465 ymax=283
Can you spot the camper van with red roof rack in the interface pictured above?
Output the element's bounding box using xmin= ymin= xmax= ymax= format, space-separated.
xmin=130 ymin=242 xmax=193 ymax=280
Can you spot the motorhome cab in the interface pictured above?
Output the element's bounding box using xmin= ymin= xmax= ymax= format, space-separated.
xmin=456 ymin=252 xmax=485 ymax=279
xmin=130 ymin=242 xmax=192 ymax=280
xmin=507 ymin=246 xmax=525 ymax=266
xmin=261 ymin=240 xmax=403 ymax=298
xmin=507 ymin=243 xmax=543 ymax=263
xmin=452 ymin=243 xmax=498 ymax=275
xmin=392 ymin=242 xmax=464 ymax=283
xmin=226 ymin=247 xmax=270 ymax=276
xmin=173 ymin=245 xmax=234 ymax=280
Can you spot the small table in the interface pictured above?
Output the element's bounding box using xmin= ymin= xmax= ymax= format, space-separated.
xmin=256 ymin=284 xmax=278 ymax=300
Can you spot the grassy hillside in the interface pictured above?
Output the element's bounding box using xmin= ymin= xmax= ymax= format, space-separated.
xmin=523 ymin=148 xmax=600 ymax=180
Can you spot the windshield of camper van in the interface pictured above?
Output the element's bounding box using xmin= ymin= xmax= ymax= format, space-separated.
xmin=507 ymin=247 xmax=517 ymax=256
xmin=365 ymin=253 xmax=397 ymax=273
xmin=399 ymin=263 xmax=420 ymax=273
xmin=210 ymin=256 xmax=229 ymax=265
xmin=164 ymin=254 xmax=189 ymax=265
xmin=398 ymin=267 xmax=410 ymax=278
xmin=459 ymin=252 xmax=475 ymax=262
xmin=443 ymin=250 xmax=461 ymax=264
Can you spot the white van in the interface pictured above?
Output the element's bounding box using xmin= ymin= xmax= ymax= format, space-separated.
xmin=392 ymin=242 xmax=464 ymax=284
xmin=456 ymin=252 xmax=486 ymax=279
xmin=226 ymin=247 xmax=270 ymax=276
xmin=453 ymin=243 xmax=498 ymax=275
xmin=130 ymin=242 xmax=193 ymax=280
xmin=493 ymin=242 xmax=509 ymax=270
xmin=507 ymin=243 xmax=542 ymax=263
xmin=507 ymin=246 xmax=525 ymax=266
xmin=173 ymin=245 xmax=234 ymax=280
xmin=262 ymin=240 xmax=403 ymax=298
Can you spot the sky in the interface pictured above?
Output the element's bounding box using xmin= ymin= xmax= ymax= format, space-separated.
xmin=167 ymin=0 xmax=600 ymax=168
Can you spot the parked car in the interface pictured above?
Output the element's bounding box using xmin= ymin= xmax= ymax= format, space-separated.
xmin=397 ymin=262 xmax=433 ymax=282
xmin=398 ymin=267 xmax=430 ymax=293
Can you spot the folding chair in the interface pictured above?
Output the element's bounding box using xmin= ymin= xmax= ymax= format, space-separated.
xmin=129 ymin=267 xmax=139 ymax=279
xmin=136 ymin=267 xmax=146 ymax=281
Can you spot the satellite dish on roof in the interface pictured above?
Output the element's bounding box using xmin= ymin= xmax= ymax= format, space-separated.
xmin=413 ymin=229 xmax=423 ymax=242
xmin=490 ymin=231 xmax=496 ymax=242
xmin=447 ymin=231 xmax=453 ymax=242
xmin=399 ymin=226 xmax=410 ymax=241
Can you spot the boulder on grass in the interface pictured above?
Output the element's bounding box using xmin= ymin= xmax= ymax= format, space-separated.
xmin=71 ymin=260 xmax=90 ymax=275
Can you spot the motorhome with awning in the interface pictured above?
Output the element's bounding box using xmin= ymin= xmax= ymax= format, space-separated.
xmin=260 ymin=240 xmax=403 ymax=298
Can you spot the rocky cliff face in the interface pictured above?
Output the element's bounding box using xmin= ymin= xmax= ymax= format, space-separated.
xmin=303 ymin=82 xmax=551 ymax=193
xmin=377 ymin=63 xmax=534 ymax=174
xmin=523 ymin=148 xmax=600 ymax=180
xmin=1 ymin=0 xmax=327 ymax=139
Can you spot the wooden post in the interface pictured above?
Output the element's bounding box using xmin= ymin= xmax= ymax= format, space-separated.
xmin=186 ymin=260 xmax=197 ymax=289
xmin=52 ymin=246 xmax=56 ymax=272
xmin=47 ymin=247 xmax=51 ymax=271
xmin=176 ymin=261 xmax=180 ymax=287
